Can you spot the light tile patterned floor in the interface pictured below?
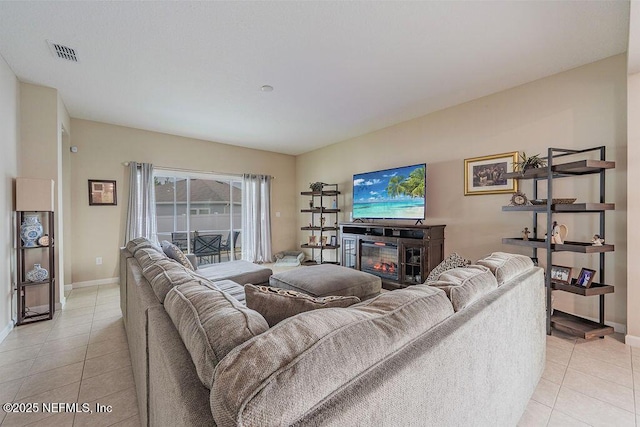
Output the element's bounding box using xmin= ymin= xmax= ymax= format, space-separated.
xmin=1 ymin=283 xmax=638 ymax=426
xmin=0 ymin=284 xmax=139 ymax=427
xmin=519 ymin=331 xmax=640 ymax=427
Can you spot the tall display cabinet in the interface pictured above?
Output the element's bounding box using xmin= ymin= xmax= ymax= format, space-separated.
xmin=16 ymin=211 xmax=56 ymax=325
xmin=15 ymin=178 xmax=56 ymax=325
xmin=502 ymin=146 xmax=615 ymax=338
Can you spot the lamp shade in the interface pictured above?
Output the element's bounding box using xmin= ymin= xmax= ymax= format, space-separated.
xmin=16 ymin=178 xmax=55 ymax=212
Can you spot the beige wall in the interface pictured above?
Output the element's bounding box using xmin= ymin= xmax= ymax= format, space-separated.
xmin=0 ymin=55 xmax=19 ymax=338
xmin=297 ymin=55 xmax=628 ymax=327
xmin=627 ymin=72 xmax=640 ymax=344
xmin=19 ymin=83 xmax=65 ymax=308
xmin=69 ymin=119 xmax=297 ymax=284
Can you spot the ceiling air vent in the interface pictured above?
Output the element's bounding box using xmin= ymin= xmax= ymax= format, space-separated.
xmin=47 ymin=40 xmax=78 ymax=62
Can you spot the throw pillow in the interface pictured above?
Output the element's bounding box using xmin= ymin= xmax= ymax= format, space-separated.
xmin=426 ymin=252 xmax=471 ymax=282
xmin=245 ymin=284 xmax=361 ymax=327
xmin=161 ymin=240 xmax=194 ymax=271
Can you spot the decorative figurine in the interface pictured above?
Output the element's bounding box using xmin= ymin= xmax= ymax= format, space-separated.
xmin=549 ymin=221 xmax=568 ymax=244
xmin=522 ymin=227 xmax=531 ymax=241
xmin=320 ymin=216 xmax=326 ymax=227
xmin=591 ymin=234 xmax=605 ymax=246
xmin=309 ymin=199 xmax=314 ymax=208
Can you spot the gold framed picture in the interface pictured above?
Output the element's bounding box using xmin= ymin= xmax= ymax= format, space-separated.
xmin=464 ymin=152 xmax=518 ymax=196
xmin=88 ymin=180 xmax=117 ymax=206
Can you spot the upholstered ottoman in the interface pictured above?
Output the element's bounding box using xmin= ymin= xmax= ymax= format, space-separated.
xmin=269 ymin=264 xmax=381 ymax=300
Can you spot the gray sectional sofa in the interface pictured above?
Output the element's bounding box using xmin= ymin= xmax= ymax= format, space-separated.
xmin=120 ymin=238 xmax=546 ymax=426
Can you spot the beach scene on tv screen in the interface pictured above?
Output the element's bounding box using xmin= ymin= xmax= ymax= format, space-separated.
xmin=353 ymin=164 xmax=425 ymax=219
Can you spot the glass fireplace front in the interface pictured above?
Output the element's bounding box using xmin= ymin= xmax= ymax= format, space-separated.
xmin=360 ymin=241 xmax=398 ymax=281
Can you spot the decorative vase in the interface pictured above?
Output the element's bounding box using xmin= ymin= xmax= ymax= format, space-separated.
xmin=20 ymin=214 xmax=43 ymax=248
xmin=26 ymin=263 xmax=49 ymax=282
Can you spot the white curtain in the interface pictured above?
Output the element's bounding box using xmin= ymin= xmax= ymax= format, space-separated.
xmin=124 ymin=162 xmax=158 ymax=244
xmin=241 ymin=174 xmax=273 ymax=263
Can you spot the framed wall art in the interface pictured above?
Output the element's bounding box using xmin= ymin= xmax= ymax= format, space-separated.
xmin=88 ymin=180 xmax=117 ymax=206
xmin=464 ymin=152 xmax=518 ymax=195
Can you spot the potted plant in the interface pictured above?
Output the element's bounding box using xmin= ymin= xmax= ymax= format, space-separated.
xmin=309 ymin=182 xmax=324 ymax=192
xmin=516 ymin=152 xmax=547 ymax=173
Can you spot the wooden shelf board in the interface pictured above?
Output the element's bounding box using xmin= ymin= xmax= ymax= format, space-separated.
xmin=300 ymin=244 xmax=340 ymax=249
xmin=301 ymin=209 xmax=340 ymax=213
xmin=551 ymin=281 xmax=614 ymax=296
xmin=502 ymin=203 xmax=615 ymax=212
xmin=300 ymin=227 xmax=338 ymax=231
xmin=502 ymin=238 xmax=614 ymax=253
xmin=551 ymin=310 xmax=614 ymax=339
xmin=301 ymin=191 xmax=340 ymax=196
xmin=503 ymin=160 xmax=615 ymax=180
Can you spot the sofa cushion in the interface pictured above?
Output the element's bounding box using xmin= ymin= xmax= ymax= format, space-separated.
xmin=196 ymin=260 xmax=272 ymax=285
xmin=212 ymin=279 xmax=246 ymax=305
xmin=476 ymin=252 xmax=534 ymax=285
xmin=426 ymin=252 xmax=472 ymax=282
xmin=125 ymin=237 xmax=162 ymax=256
xmin=245 ymin=284 xmax=361 ymax=326
xmin=210 ymin=285 xmax=454 ymax=426
xmin=141 ymin=259 xmax=196 ymax=303
xmin=164 ymin=281 xmax=269 ymax=390
xmin=427 ymin=265 xmax=498 ymax=311
xmin=161 ymin=240 xmax=195 ymax=271
xmin=133 ymin=246 xmax=168 ymax=270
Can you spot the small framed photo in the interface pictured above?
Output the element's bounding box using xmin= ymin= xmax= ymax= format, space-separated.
xmin=88 ymin=180 xmax=117 ymax=206
xmin=464 ymin=152 xmax=518 ymax=196
xmin=576 ymin=268 xmax=596 ymax=288
xmin=550 ymin=265 xmax=572 ymax=285
xmin=329 ymin=235 xmax=337 ymax=247
xmin=308 ymin=235 xmax=317 ymax=246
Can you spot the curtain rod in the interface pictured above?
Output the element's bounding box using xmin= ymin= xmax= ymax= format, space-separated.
xmin=122 ymin=162 xmax=274 ymax=179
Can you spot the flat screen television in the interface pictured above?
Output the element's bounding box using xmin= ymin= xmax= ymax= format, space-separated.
xmin=352 ymin=163 xmax=426 ymax=220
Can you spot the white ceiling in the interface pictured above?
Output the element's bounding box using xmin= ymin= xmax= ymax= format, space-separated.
xmin=0 ymin=1 xmax=630 ymax=156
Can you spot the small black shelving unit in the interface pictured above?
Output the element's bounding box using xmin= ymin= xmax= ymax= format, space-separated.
xmin=502 ymin=146 xmax=615 ymax=338
xmin=300 ymin=183 xmax=340 ymax=264
xmin=16 ymin=211 xmax=55 ymax=325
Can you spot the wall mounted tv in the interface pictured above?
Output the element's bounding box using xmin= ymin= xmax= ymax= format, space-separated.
xmin=352 ymin=163 xmax=426 ymax=220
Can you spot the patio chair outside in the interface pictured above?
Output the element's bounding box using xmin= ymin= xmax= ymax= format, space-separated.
xmin=220 ymin=231 xmax=240 ymax=261
xmin=193 ymin=232 xmax=222 ymax=265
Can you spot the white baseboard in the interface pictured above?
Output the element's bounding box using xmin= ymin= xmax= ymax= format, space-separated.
xmin=0 ymin=321 xmax=15 ymax=343
xmin=70 ymin=277 xmax=119 ymax=289
xmin=625 ymin=334 xmax=640 ymax=348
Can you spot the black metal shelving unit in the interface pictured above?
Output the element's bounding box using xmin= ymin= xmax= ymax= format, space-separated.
xmin=502 ymin=146 xmax=615 ymax=338
xmin=16 ymin=211 xmax=56 ymax=325
xmin=301 ymin=183 xmax=340 ymax=264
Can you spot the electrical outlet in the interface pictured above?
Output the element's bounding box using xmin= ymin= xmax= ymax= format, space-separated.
xmin=96 ymin=257 xmax=102 ymax=265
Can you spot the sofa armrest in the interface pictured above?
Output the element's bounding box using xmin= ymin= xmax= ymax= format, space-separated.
xmin=147 ymin=306 xmax=214 ymax=427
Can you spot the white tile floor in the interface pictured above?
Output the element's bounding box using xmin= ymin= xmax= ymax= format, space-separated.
xmin=0 ymin=284 xmax=139 ymax=427
xmin=1 ymin=283 xmax=638 ymax=426
xmin=519 ymin=331 xmax=640 ymax=427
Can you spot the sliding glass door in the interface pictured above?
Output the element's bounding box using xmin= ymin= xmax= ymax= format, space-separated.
xmin=154 ymin=172 xmax=242 ymax=266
